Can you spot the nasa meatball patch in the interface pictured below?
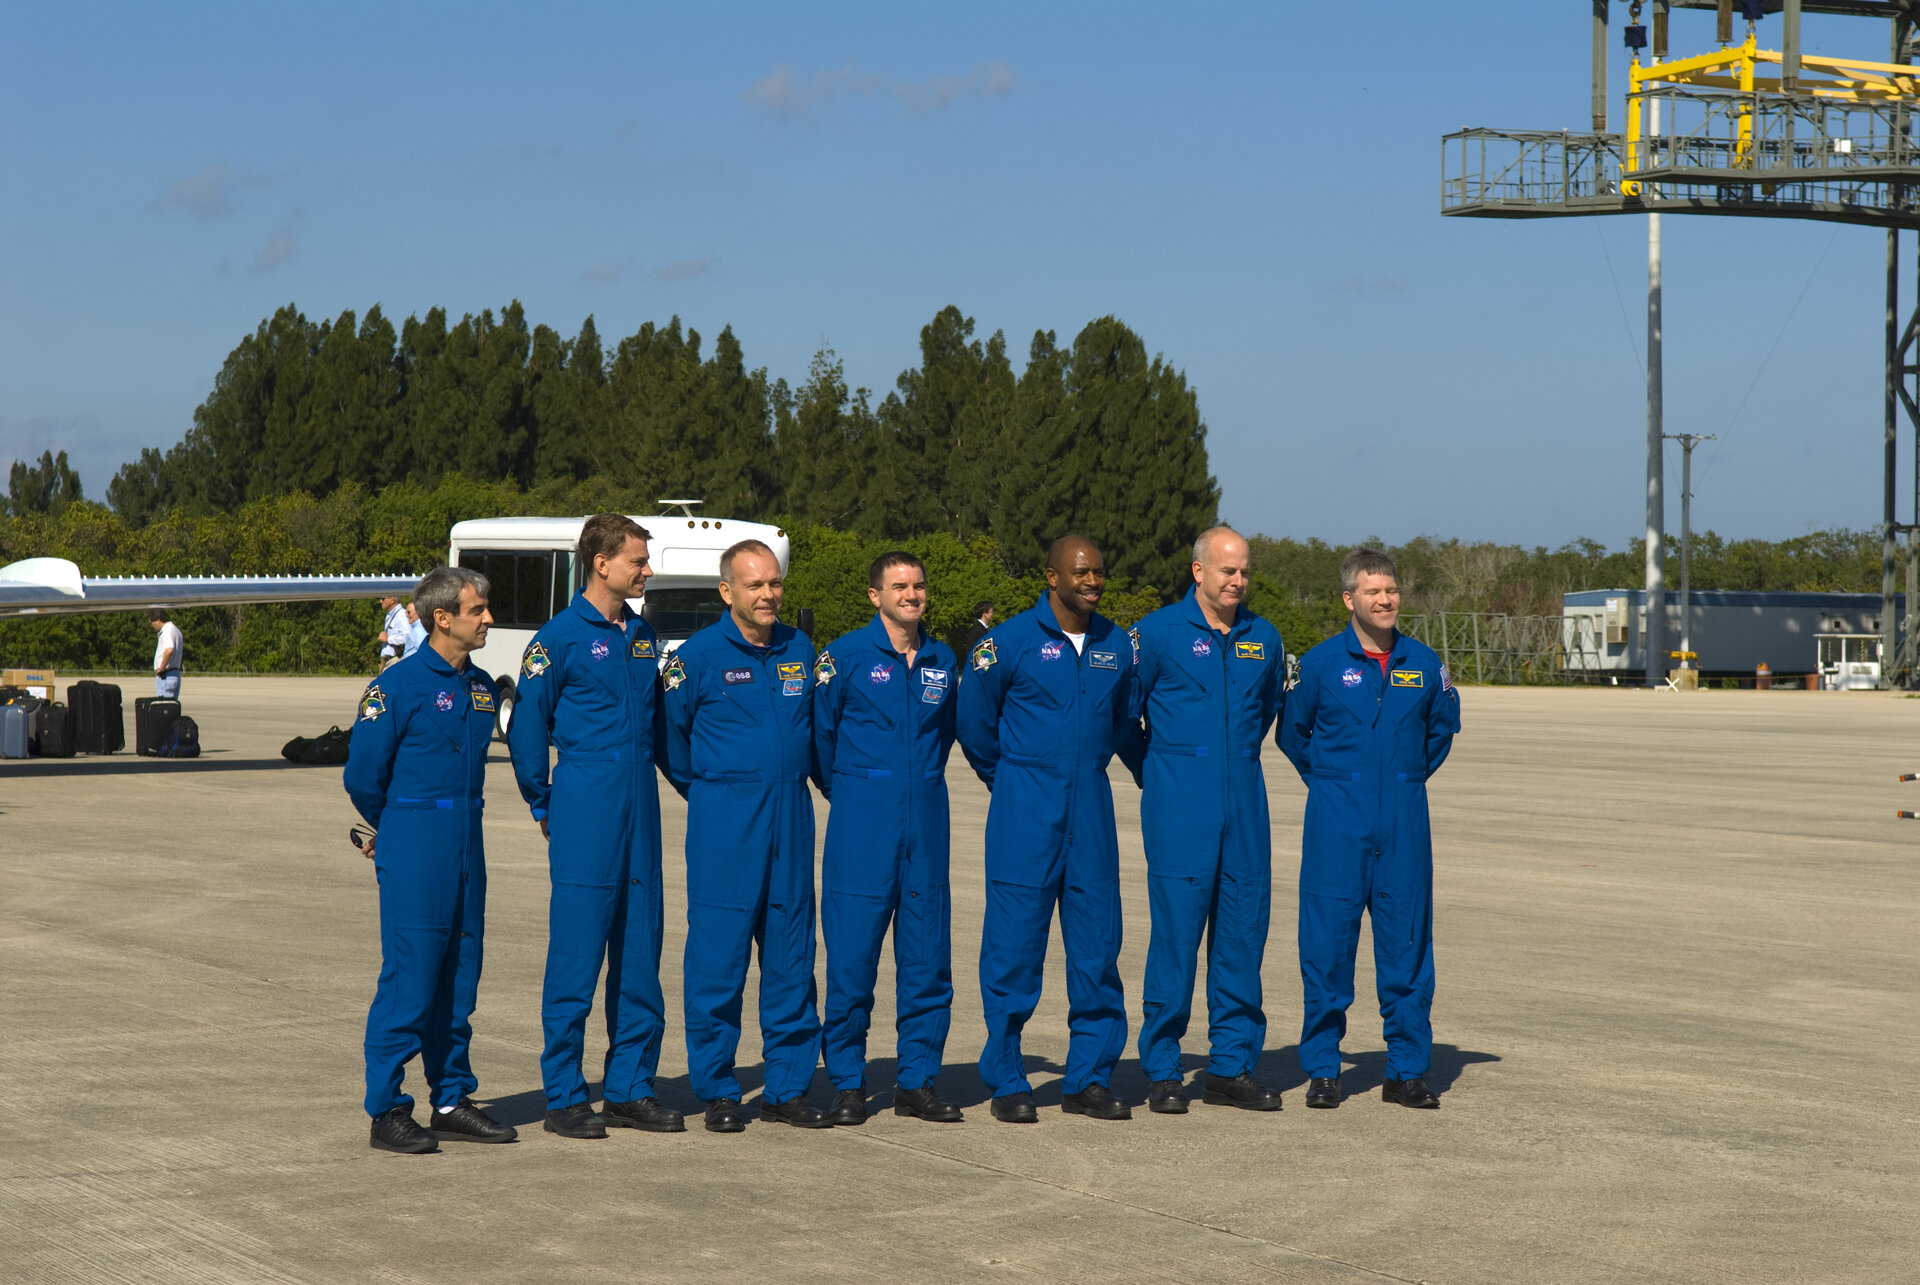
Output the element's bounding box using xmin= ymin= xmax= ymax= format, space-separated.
xmin=1341 ymin=667 xmax=1364 ymax=688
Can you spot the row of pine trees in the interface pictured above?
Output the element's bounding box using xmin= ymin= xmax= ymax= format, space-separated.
xmin=97 ymin=303 xmax=1220 ymax=598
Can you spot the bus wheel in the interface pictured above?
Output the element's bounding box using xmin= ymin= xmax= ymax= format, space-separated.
xmin=495 ymin=681 xmax=516 ymax=741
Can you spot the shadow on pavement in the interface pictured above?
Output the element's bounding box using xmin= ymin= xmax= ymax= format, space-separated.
xmin=0 ymin=755 xmax=321 ymax=777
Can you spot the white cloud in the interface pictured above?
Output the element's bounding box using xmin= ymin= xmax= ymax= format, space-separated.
xmin=148 ymin=163 xmax=284 ymax=219
xmin=581 ymin=260 xmax=631 ymax=285
xmin=252 ymin=208 xmax=302 ymax=272
xmin=744 ymin=61 xmax=1018 ymax=119
xmin=653 ymin=257 xmax=715 ymax=283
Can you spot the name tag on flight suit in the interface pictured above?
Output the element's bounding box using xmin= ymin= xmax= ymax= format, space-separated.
xmin=1390 ymin=669 xmax=1424 ymax=688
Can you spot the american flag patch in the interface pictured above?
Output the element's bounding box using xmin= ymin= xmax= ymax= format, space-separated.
xmin=1440 ymin=665 xmax=1453 ymax=691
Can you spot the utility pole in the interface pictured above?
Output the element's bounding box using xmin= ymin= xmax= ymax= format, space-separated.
xmin=1644 ymin=85 xmax=1666 ymax=690
xmin=1663 ymin=433 xmax=1714 ymax=672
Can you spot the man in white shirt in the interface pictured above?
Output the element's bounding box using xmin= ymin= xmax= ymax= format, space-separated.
xmin=377 ymin=596 xmax=408 ymax=671
xmin=401 ymin=602 xmax=428 ymax=659
xmin=147 ymin=609 xmax=184 ymax=698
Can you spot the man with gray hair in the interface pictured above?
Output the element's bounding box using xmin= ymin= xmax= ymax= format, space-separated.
xmin=1279 ymin=547 xmax=1460 ymax=1110
xmin=346 ymin=564 xmax=517 ymax=1153
xmin=1128 ymin=525 xmax=1288 ymax=1114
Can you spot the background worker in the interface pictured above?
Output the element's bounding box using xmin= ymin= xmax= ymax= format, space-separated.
xmin=377 ymin=595 xmax=407 ymax=671
xmin=1129 ymin=526 xmax=1287 ymax=1115
xmin=956 ymin=535 xmax=1145 ymax=1123
xmin=506 ymin=513 xmax=681 ymax=1141
xmin=344 ymin=565 xmax=515 ymax=1154
xmin=813 ymin=552 xmax=963 ymax=1126
xmin=1280 ymin=548 xmax=1461 ymax=1110
xmin=961 ymin=601 xmax=995 ymax=658
xmin=147 ymin=608 xmax=183 ymax=698
xmin=401 ymin=602 xmax=427 ymax=659
xmin=662 ymin=539 xmax=833 ymax=1132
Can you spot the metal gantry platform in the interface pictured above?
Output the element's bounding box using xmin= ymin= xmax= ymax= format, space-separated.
xmin=1442 ymin=0 xmax=1920 ymax=685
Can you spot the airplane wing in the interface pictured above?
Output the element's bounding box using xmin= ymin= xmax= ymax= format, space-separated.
xmin=0 ymin=557 xmax=423 ymax=619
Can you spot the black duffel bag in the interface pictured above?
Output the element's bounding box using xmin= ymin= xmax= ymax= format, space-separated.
xmin=281 ymin=725 xmax=350 ymax=766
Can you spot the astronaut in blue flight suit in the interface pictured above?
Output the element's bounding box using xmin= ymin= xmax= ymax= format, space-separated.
xmin=506 ymin=513 xmax=683 ymax=1140
xmin=346 ymin=565 xmax=518 ymax=1153
xmin=957 ymin=535 xmax=1147 ymax=1123
xmin=1280 ymin=548 xmax=1461 ymax=1110
xmin=661 ymin=538 xmax=835 ymax=1132
xmin=1129 ymin=527 xmax=1287 ymax=1115
xmin=813 ymin=551 xmax=964 ymax=1127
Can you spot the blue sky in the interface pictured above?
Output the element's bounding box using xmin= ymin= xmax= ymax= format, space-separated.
xmin=0 ymin=2 xmax=1902 ymax=548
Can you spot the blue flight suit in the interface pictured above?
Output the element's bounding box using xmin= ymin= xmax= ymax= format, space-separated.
xmin=345 ymin=646 xmax=498 ymax=1119
xmin=661 ymin=613 xmax=827 ymax=1105
xmin=1130 ymin=588 xmax=1287 ymax=1083
xmin=1279 ymin=625 xmax=1461 ymax=1082
xmin=813 ymin=615 xmax=958 ymax=1093
xmin=955 ymin=599 xmax=1146 ymax=1098
xmin=506 ymin=591 xmax=668 ymax=1111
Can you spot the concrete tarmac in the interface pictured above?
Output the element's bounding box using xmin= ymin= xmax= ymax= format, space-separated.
xmin=1 ymin=678 xmax=1915 ymax=1283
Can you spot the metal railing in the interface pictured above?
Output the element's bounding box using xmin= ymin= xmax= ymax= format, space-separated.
xmin=1398 ymin=612 xmax=1597 ymax=686
xmin=1444 ymin=89 xmax=1920 ymax=228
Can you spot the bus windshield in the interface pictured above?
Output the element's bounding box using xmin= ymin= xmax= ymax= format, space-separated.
xmin=643 ymin=587 xmax=727 ymax=640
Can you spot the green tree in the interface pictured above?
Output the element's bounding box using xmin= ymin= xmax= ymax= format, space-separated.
xmin=6 ymin=449 xmax=85 ymax=517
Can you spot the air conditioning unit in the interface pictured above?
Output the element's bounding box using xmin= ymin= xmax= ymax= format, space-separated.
xmin=1605 ymin=597 xmax=1629 ymax=645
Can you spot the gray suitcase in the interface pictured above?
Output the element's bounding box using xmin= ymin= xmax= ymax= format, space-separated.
xmin=1 ymin=704 xmax=30 ymax=759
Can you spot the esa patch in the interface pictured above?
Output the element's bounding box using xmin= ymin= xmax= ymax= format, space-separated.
xmin=971 ymin=640 xmax=997 ymax=672
xmin=868 ymin=663 xmax=893 ymax=686
xmin=590 ymin=638 xmax=611 ymax=661
xmin=1341 ymin=667 xmax=1364 ymax=688
xmin=434 ymin=690 xmax=454 ymax=712
xmin=723 ymin=667 xmax=754 ymax=685
xmin=1236 ymin=641 xmax=1266 ymax=661
xmin=783 ymin=678 xmax=805 ymax=697
xmin=815 ymin=651 xmax=837 ymax=685
xmin=778 ymin=662 xmax=805 ymax=682
xmin=662 ymin=656 xmax=687 ymax=692
xmin=1390 ymin=669 xmax=1424 ymax=689
xmin=358 ymin=685 xmax=388 ymax=722
xmin=1191 ymin=637 xmax=1212 ymax=658
xmin=631 ymin=637 xmax=656 ymax=659
xmin=1038 ymin=640 xmax=1064 ymax=662
xmin=1090 ymin=650 xmax=1119 ymax=670
xmin=521 ymin=642 xmax=550 ymax=679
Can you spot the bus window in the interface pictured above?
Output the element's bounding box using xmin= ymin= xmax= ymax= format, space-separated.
xmin=643 ymin=587 xmax=727 ymax=640
xmin=457 ymin=549 xmax=561 ymax=628
xmin=552 ymin=552 xmax=575 ymax=619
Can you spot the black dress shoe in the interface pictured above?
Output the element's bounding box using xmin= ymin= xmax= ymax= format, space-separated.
xmin=1382 ymin=1077 xmax=1440 ymax=1109
xmin=1146 ymin=1080 xmax=1189 ymax=1114
xmin=893 ymin=1083 xmax=963 ymax=1122
xmin=543 ymin=1102 xmax=608 ymax=1139
xmin=704 ymin=1098 xmax=747 ymax=1133
xmin=826 ymin=1087 xmax=868 ymax=1126
xmin=1305 ymin=1077 xmax=1343 ymax=1109
xmin=605 ymin=1097 xmax=686 ymax=1133
xmin=989 ymin=1092 xmax=1039 ymax=1123
xmin=432 ymin=1097 xmax=518 ymax=1143
xmin=760 ymin=1095 xmax=835 ymax=1128
xmin=369 ymin=1106 xmax=438 ymax=1154
xmin=1061 ymin=1083 xmax=1132 ymax=1120
xmin=1202 ymin=1072 xmax=1281 ymax=1112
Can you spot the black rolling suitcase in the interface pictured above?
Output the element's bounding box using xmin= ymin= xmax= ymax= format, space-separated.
xmin=68 ymin=680 xmax=125 ymax=754
xmin=135 ymin=697 xmax=182 ymax=756
xmin=37 ymin=702 xmax=74 ymax=758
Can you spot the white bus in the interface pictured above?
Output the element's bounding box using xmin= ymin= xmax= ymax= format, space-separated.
xmin=449 ymin=503 xmax=795 ymax=736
